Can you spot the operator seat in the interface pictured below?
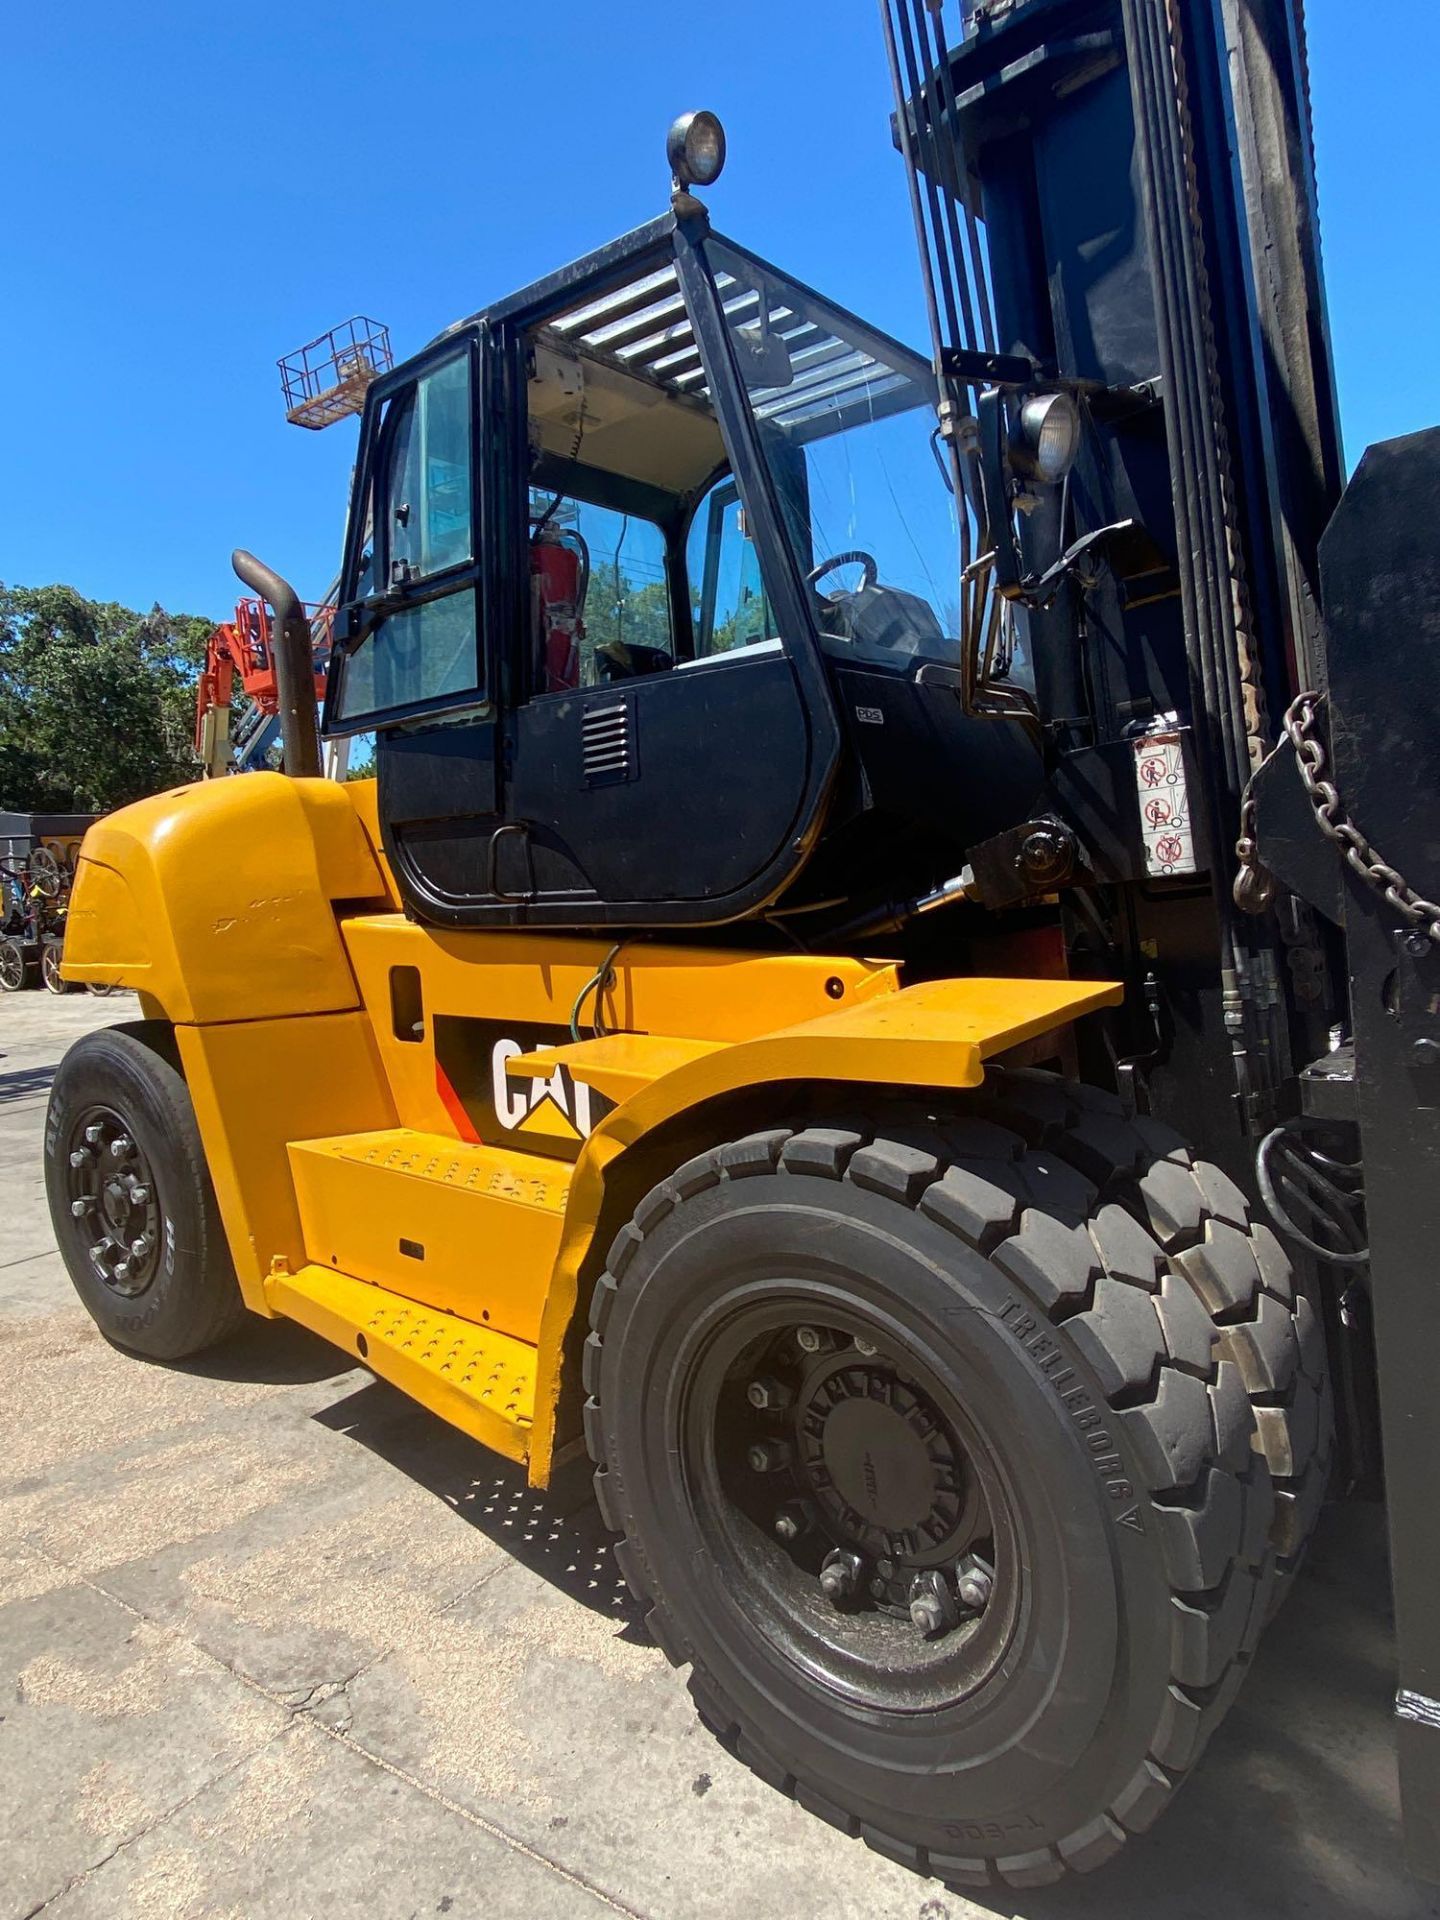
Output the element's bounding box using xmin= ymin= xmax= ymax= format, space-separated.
xmin=595 ymin=640 xmax=673 ymax=681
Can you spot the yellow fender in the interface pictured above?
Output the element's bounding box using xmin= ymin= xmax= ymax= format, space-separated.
xmin=525 ymin=974 xmax=1121 ymax=1480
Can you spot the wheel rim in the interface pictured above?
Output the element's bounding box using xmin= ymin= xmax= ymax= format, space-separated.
xmin=679 ymin=1294 xmax=1023 ymax=1715
xmin=42 ymin=945 xmax=64 ymax=993
xmin=29 ymin=848 xmax=62 ymax=898
xmin=62 ymin=1106 xmax=162 ymax=1297
xmin=0 ymin=942 xmax=24 ymax=991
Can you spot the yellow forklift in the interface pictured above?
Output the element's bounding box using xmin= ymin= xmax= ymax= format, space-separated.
xmin=46 ymin=0 xmax=1435 ymax=1892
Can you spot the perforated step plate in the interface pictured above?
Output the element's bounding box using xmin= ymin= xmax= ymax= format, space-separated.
xmin=268 ymin=1263 xmax=537 ymax=1462
xmin=289 ymin=1129 xmax=571 ymax=1344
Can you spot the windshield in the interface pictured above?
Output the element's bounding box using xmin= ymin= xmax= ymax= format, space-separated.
xmin=704 ymin=240 xmax=961 ymax=668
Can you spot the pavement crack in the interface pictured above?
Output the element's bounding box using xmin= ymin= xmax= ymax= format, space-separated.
xmin=17 ymin=1720 xmax=296 ymax=1918
xmin=295 ymin=1715 xmax=650 ymax=1920
xmin=24 ymin=1543 xmax=649 ymax=1919
xmin=0 ymin=1243 xmax=59 ymax=1273
xmin=284 ymin=1669 xmax=363 ymax=1731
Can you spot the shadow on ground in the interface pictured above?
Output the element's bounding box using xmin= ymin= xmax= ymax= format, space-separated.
xmin=141 ymin=1316 xmax=359 ymax=1389
xmin=906 ymin=1504 xmax=1421 ymax=1920
xmin=313 ymin=1373 xmax=640 ymax=1630
xmin=307 ymin=1373 xmax=1434 ymax=1919
xmin=0 ymin=1061 xmax=57 ymax=1106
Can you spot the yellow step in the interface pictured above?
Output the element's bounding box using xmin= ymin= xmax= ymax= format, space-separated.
xmin=267 ymin=1263 xmax=536 ymax=1463
xmin=289 ymin=1129 xmax=571 ymax=1344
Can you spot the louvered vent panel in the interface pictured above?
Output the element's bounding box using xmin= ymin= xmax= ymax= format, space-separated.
xmin=582 ymin=701 xmax=631 ymax=786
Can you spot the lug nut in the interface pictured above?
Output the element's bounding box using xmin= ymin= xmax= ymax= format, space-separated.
xmin=69 ymin=1197 xmax=92 ymax=1217
xmin=747 ymin=1375 xmax=793 ymax=1413
xmin=956 ymin=1553 xmax=995 ymax=1613
xmin=853 ymin=1335 xmax=878 ymax=1358
xmin=819 ymin=1548 xmax=864 ymax=1604
xmin=772 ymin=1501 xmax=811 ymax=1544
xmin=84 ymin=1124 xmax=103 ymax=1146
xmin=109 ymin=1135 xmax=133 ymax=1160
xmin=908 ymin=1569 xmax=960 ymax=1638
xmin=112 ymin=1259 xmax=132 ymax=1282
xmin=68 ymin=1147 xmax=93 ymax=1169
xmin=910 ymin=1592 xmax=946 ymax=1635
xmin=795 ymin=1326 xmax=823 ymax=1354
xmin=746 ymin=1439 xmax=791 ymax=1474
xmin=129 ymin=1235 xmax=151 ymax=1257
xmin=128 ymin=1184 xmax=151 ymax=1206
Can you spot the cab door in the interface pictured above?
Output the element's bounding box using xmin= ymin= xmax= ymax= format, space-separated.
xmin=327 ymin=330 xmax=498 ymax=832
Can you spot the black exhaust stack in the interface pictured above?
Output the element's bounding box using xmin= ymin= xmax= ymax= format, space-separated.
xmin=230 ymin=550 xmax=323 ymax=779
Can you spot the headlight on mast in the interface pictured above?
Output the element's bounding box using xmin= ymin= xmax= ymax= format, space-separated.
xmin=1009 ymin=390 xmax=1081 ymax=484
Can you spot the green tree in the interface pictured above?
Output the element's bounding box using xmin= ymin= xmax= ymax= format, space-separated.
xmin=581 ymin=575 xmax=676 ymax=663
xmin=0 ymin=584 xmax=213 ymax=812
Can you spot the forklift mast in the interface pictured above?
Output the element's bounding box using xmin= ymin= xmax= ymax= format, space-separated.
xmin=881 ymin=0 xmax=1344 ymax=1169
xmin=883 ymin=0 xmax=1439 ymax=1876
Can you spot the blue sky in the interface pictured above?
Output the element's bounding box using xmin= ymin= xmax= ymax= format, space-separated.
xmin=2 ymin=2 xmax=1434 ymax=621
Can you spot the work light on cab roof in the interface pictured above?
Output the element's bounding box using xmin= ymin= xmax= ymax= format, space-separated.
xmin=667 ymin=109 xmax=727 ymax=192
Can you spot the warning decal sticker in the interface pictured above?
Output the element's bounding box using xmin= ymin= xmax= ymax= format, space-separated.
xmin=1132 ymin=719 xmax=1198 ymax=877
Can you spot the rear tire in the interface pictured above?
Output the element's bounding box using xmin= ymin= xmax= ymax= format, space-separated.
xmin=584 ymin=1075 xmax=1329 ymax=1889
xmin=44 ymin=1024 xmax=247 ymax=1359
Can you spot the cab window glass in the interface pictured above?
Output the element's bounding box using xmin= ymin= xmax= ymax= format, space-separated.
xmin=706 ymin=240 xmax=964 ymax=670
xmin=530 ymin=491 xmax=673 ymax=692
xmin=388 ymin=355 xmax=472 ymax=581
xmin=334 ymin=351 xmax=479 ymax=724
xmin=336 ymin=588 xmax=477 ymax=720
xmin=686 ymin=477 xmax=775 ymax=656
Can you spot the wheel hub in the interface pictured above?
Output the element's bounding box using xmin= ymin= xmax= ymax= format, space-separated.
xmin=64 ymin=1107 xmax=160 ymax=1298
xmin=797 ymin=1360 xmax=969 ymax=1563
xmin=733 ymin=1324 xmax=996 ymax=1636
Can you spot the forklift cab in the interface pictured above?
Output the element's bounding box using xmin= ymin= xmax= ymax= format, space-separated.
xmin=325 ymin=207 xmax=1039 ymax=930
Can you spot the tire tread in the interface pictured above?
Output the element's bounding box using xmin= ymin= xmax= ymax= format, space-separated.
xmin=583 ymin=1072 xmax=1332 ymax=1886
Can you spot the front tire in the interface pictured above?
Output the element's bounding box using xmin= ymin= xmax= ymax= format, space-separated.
xmin=584 ymin=1078 xmax=1328 ymax=1889
xmin=44 ymin=1024 xmax=246 ymax=1359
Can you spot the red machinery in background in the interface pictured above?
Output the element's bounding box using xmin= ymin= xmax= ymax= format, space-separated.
xmin=194 ymin=598 xmax=335 ymax=777
xmin=194 ymin=317 xmax=394 ymax=777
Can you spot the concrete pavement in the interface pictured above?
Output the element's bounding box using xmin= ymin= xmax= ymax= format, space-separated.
xmin=1 ymin=989 xmax=1435 ymax=1919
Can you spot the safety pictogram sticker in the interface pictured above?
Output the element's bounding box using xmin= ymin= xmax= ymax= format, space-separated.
xmin=1132 ymin=717 xmax=1197 ymax=876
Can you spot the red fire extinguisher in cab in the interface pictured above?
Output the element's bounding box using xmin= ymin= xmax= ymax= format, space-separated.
xmin=531 ymin=527 xmax=588 ymax=694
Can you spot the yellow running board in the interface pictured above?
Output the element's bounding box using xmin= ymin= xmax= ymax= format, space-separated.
xmin=266 ymin=1263 xmax=537 ymax=1464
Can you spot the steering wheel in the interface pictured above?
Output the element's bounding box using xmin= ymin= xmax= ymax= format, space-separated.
xmin=804 ymin=550 xmax=878 ymax=595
